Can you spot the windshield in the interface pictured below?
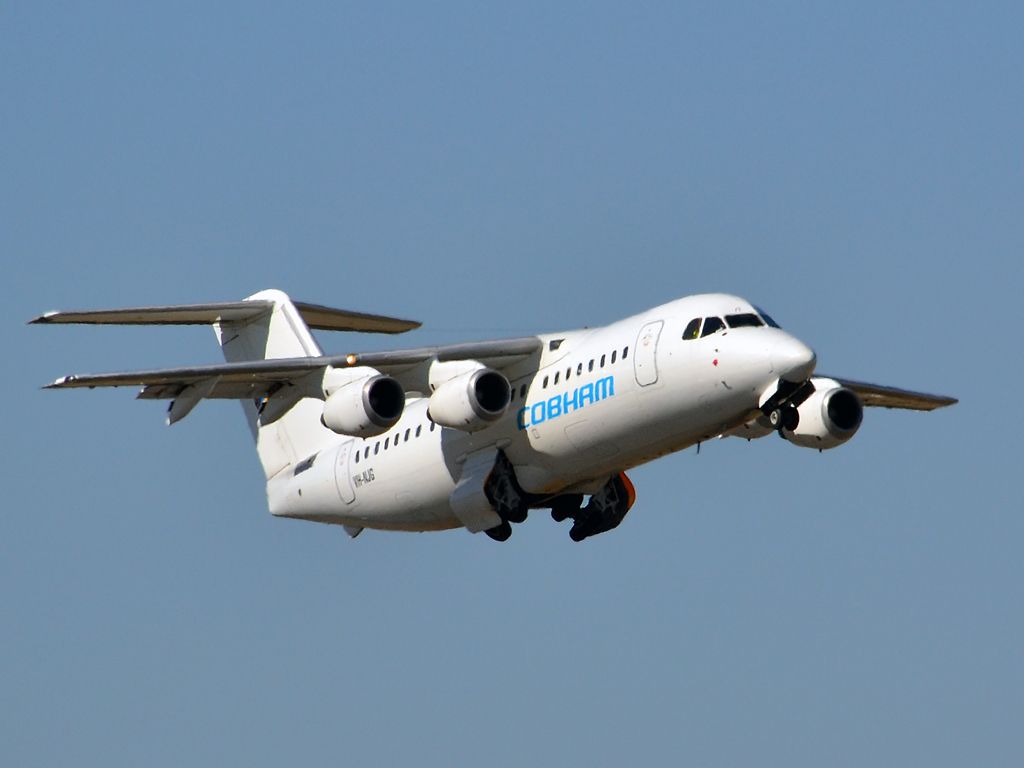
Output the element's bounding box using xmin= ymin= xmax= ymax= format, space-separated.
xmin=725 ymin=313 xmax=764 ymax=329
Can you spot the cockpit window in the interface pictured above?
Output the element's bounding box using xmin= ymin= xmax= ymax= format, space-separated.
xmin=700 ymin=316 xmax=725 ymax=337
xmin=725 ymin=313 xmax=764 ymax=329
xmin=754 ymin=305 xmax=781 ymax=328
xmin=682 ymin=318 xmax=701 ymax=340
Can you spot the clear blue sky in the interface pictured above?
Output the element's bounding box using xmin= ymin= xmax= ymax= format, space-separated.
xmin=3 ymin=3 xmax=1021 ymax=766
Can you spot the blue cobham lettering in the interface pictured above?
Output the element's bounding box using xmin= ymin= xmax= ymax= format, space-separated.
xmin=517 ymin=376 xmax=615 ymax=430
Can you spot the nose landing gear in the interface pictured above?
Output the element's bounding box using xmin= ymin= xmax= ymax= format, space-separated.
xmin=768 ymin=404 xmax=800 ymax=432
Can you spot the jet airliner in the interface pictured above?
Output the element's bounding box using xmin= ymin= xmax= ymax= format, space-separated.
xmin=33 ymin=290 xmax=956 ymax=542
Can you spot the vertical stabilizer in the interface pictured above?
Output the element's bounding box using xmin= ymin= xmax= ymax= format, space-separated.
xmin=214 ymin=289 xmax=335 ymax=479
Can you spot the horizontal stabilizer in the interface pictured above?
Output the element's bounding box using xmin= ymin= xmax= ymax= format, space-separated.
xmin=30 ymin=300 xmax=420 ymax=334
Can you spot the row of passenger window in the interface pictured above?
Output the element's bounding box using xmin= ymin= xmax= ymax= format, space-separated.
xmin=353 ymin=420 xmax=437 ymax=464
xmin=682 ymin=312 xmax=778 ymax=340
xmin=510 ymin=345 xmax=630 ymax=403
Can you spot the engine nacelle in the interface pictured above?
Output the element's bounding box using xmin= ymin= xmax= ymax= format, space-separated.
xmin=782 ymin=377 xmax=863 ymax=450
xmin=428 ymin=367 xmax=511 ymax=432
xmin=321 ymin=373 xmax=405 ymax=437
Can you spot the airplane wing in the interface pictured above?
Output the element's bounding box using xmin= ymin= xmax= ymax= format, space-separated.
xmin=828 ymin=377 xmax=958 ymax=411
xmin=30 ymin=301 xmax=421 ymax=334
xmin=44 ymin=337 xmax=544 ymax=401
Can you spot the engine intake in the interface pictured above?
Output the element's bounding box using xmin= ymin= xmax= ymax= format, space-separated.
xmin=321 ymin=374 xmax=405 ymax=437
xmin=782 ymin=378 xmax=863 ymax=450
xmin=428 ymin=367 xmax=511 ymax=432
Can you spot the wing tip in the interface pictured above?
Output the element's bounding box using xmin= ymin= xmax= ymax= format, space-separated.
xmin=28 ymin=311 xmax=59 ymax=325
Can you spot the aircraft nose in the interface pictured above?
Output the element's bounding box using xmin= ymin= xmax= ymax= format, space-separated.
xmin=771 ymin=336 xmax=817 ymax=382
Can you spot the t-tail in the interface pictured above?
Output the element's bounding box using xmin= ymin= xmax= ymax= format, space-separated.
xmin=31 ymin=289 xmax=421 ymax=480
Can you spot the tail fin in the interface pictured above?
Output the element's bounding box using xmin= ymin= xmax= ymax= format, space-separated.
xmin=214 ymin=290 xmax=337 ymax=480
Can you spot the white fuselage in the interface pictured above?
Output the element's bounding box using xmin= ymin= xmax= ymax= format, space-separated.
xmin=267 ymin=294 xmax=815 ymax=531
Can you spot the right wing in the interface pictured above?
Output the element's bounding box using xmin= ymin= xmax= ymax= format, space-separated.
xmin=828 ymin=377 xmax=958 ymax=411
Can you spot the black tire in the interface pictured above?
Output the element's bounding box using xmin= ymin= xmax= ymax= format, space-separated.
xmin=768 ymin=408 xmax=783 ymax=429
xmin=485 ymin=521 xmax=512 ymax=542
xmin=505 ymin=505 xmax=528 ymax=524
xmin=551 ymin=508 xmax=569 ymax=523
xmin=781 ymin=405 xmax=800 ymax=431
xmin=569 ymin=524 xmax=588 ymax=542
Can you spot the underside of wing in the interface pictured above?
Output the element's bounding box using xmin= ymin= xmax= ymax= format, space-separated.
xmin=830 ymin=377 xmax=958 ymax=411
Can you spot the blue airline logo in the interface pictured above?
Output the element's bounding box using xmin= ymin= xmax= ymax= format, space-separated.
xmin=517 ymin=375 xmax=615 ymax=430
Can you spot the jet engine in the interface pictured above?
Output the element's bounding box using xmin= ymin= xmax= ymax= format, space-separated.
xmin=321 ymin=373 xmax=405 ymax=437
xmin=427 ymin=367 xmax=511 ymax=432
xmin=782 ymin=377 xmax=863 ymax=450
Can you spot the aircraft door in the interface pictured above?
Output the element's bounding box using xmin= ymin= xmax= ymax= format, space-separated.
xmin=634 ymin=320 xmax=663 ymax=386
xmin=333 ymin=440 xmax=356 ymax=504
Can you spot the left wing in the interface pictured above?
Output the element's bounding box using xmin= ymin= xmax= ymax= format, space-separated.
xmin=828 ymin=377 xmax=958 ymax=411
xmin=44 ymin=337 xmax=544 ymax=401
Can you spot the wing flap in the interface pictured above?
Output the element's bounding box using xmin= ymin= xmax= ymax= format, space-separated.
xmin=831 ymin=377 xmax=958 ymax=411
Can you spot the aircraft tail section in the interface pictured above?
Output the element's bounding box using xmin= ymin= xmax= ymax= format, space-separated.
xmin=214 ymin=290 xmax=336 ymax=480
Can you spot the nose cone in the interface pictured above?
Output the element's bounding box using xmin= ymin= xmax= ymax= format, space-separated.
xmin=771 ymin=336 xmax=817 ymax=382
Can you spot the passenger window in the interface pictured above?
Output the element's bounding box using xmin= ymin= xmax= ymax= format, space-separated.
xmin=384 ymin=437 xmax=390 ymax=449
xmin=543 ymin=376 xmax=548 ymax=389
xmin=554 ymin=372 xmax=560 ymax=384
xmin=374 ymin=443 xmax=380 ymax=455
xmin=701 ymin=317 xmax=725 ymax=337
xmin=355 ymin=452 xmax=360 ymax=464
xmin=623 ymin=346 xmax=629 ymax=359
xmin=588 ymin=360 xmax=594 ymax=372
xmin=566 ymin=367 xmax=571 ymax=379
xmin=600 ymin=354 xmax=606 ymax=367
xmin=577 ymin=363 xmax=583 ymax=376
xmin=405 ymin=428 xmax=411 ymax=441
xmin=611 ymin=350 xmax=617 ymax=364
xmin=683 ymin=317 xmax=701 ymax=340
xmin=430 ymin=422 xmax=435 ymax=432
xmin=520 ymin=384 xmax=527 ymax=399
xmin=416 ymin=425 xmax=422 ymax=437
xmin=364 ymin=446 xmax=370 ymax=459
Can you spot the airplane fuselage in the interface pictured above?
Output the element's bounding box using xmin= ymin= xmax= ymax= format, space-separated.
xmin=269 ymin=293 xmax=815 ymax=532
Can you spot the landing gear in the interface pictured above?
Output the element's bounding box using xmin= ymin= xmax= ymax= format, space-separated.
xmin=554 ymin=473 xmax=637 ymax=542
xmin=484 ymin=520 xmax=512 ymax=542
xmin=550 ymin=494 xmax=583 ymax=523
xmin=768 ymin=404 xmax=800 ymax=432
xmin=483 ymin=451 xmax=528 ymax=540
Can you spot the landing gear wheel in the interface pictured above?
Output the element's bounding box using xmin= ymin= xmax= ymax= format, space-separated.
xmin=769 ymin=405 xmax=800 ymax=432
xmin=550 ymin=494 xmax=583 ymax=523
xmin=505 ymin=505 xmax=528 ymax=525
xmin=485 ymin=520 xmax=512 ymax=542
xmin=781 ymin=405 xmax=800 ymax=431
xmin=569 ymin=524 xmax=588 ymax=542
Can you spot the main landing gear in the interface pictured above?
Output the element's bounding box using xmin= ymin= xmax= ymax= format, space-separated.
xmin=480 ymin=453 xmax=637 ymax=543
xmin=483 ymin=451 xmax=528 ymax=542
xmin=551 ymin=473 xmax=637 ymax=542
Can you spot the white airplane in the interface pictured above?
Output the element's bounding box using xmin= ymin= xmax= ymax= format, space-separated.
xmin=33 ymin=290 xmax=956 ymax=542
